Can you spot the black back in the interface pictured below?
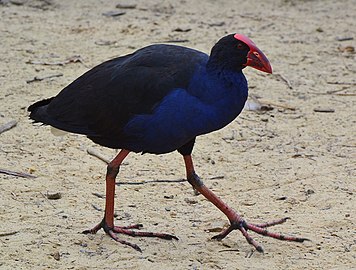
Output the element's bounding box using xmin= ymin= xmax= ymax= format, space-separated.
xmin=29 ymin=44 xmax=208 ymax=147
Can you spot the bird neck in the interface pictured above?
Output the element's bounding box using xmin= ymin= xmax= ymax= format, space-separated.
xmin=205 ymin=62 xmax=247 ymax=95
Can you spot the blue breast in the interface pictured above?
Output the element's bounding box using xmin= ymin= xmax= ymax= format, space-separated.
xmin=123 ymin=65 xmax=248 ymax=154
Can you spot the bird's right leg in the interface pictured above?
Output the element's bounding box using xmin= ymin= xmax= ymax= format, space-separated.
xmin=83 ymin=149 xmax=177 ymax=252
xmin=183 ymin=155 xmax=308 ymax=252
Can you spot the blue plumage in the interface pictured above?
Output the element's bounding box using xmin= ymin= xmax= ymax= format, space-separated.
xmin=123 ymin=66 xmax=248 ymax=154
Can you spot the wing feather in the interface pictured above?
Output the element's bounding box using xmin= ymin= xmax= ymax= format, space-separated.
xmin=29 ymin=44 xmax=208 ymax=148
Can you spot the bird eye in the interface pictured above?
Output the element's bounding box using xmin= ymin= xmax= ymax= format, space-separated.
xmin=237 ymin=43 xmax=244 ymax=49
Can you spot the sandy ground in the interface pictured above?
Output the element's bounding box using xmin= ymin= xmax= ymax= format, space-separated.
xmin=0 ymin=0 xmax=355 ymax=269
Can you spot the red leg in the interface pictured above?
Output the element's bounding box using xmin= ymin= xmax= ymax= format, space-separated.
xmin=83 ymin=149 xmax=177 ymax=252
xmin=183 ymin=155 xmax=309 ymax=253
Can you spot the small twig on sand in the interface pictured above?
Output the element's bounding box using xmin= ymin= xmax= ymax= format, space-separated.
xmin=0 ymin=120 xmax=17 ymax=134
xmin=0 ymin=231 xmax=18 ymax=237
xmin=0 ymin=168 xmax=36 ymax=178
xmin=210 ymin=175 xmax=224 ymax=180
xmin=26 ymin=73 xmax=63 ymax=83
xmin=116 ymin=179 xmax=186 ymax=186
xmin=116 ymin=3 xmax=137 ymax=9
xmin=336 ymin=37 xmax=354 ymax=42
xmin=26 ymin=55 xmax=86 ymax=67
xmin=259 ymin=100 xmax=296 ymax=111
xmin=87 ymin=148 xmax=129 ymax=165
xmin=92 ymin=192 xmax=105 ymax=198
xmin=218 ymin=249 xmax=240 ymax=253
xmin=326 ymin=88 xmax=350 ymax=94
xmin=102 ymin=10 xmax=126 ymax=17
xmin=39 ymin=192 xmax=56 ymax=209
xmin=275 ymin=73 xmax=293 ymax=89
xmin=91 ymin=204 xmax=103 ymax=212
xmin=117 ymin=176 xmax=221 ymax=186
xmin=327 ymin=81 xmax=356 ymax=85
xmin=334 ymin=93 xmax=356 ymax=96
xmin=313 ymin=108 xmax=335 ymax=113
xmin=160 ymin=39 xmax=189 ymax=43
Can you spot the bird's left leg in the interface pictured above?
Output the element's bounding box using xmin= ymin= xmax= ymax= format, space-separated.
xmin=183 ymin=155 xmax=308 ymax=253
xmin=83 ymin=149 xmax=177 ymax=252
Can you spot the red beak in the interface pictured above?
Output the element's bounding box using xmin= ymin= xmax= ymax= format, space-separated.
xmin=234 ymin=34 xmax=272 ymax=74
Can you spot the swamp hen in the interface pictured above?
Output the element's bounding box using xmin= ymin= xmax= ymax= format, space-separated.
xmin=28 ymin=33 xmax=307 ymax=252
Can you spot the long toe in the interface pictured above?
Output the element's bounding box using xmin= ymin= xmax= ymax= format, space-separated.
xmin=82 ymin=222 xmax=103 ymax=234
xmin=107 ymin=229 xmax=142 ymax=252
xmin=244 ymin=222 xmax=308 ymax=242
xmin=251 ymin=217 xmax=290 ymax=228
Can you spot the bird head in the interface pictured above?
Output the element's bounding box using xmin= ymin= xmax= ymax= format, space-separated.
xmin=233 ymin=34 xmax=272 ymax=74
xmin=209 ymin=34 xmax=272 ymax=74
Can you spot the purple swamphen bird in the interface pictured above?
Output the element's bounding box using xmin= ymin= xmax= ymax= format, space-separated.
xmin=28 ymin=34 xmax=307 ymax=252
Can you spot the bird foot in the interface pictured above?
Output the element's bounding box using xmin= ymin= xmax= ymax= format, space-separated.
xmin=83 ymin=218 xmax=178 ymax=252
xmin=212 ymin=217 xmax=309 ymax=253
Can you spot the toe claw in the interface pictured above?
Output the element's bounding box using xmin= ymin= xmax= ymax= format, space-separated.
xmin=166 ymin=235 xmax=179 ymax=240
xmin=132 ymin=244 xmax=142 ymax=252
xmin=296 ymin=237 xmax=311 ymax=243
xmin=211 ymin=234 xmax=223 ymax=241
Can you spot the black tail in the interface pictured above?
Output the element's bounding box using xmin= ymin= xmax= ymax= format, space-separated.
xmin=28 ymin=97 xmax=55 ymax=124
xmin=28 ymin=97 xmax=96 ymax=136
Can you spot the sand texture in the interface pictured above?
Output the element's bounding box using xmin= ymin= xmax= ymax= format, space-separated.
xmin=0 ymin=0 xmax=355 ymax=269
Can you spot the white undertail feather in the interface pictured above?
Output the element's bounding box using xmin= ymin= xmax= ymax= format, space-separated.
xmin=51 ymin=127 xmax=68 ymax=136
